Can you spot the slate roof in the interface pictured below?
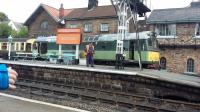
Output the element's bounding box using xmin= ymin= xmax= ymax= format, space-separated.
xmin=24 ymin=4 xmax=116 ymax=25
xmin=25 ymin=2 xmax=150 ymax=25
xmin=147 ymin=2 xmax=200 ymax=24
xmin=66 ymin=5 xmax=116 ymax=20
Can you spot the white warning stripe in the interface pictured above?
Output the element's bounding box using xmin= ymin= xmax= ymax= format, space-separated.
xmin=0 ymin=93 xmax=90 ymax=112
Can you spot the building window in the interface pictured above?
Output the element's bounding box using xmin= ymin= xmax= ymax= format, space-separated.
xmin=40 ymin=21 xmax=48 ymax=30
xmin=195 ymin=23 xmax=200 ymax=36
xmin=70 ymin=24 xmax=78 ymax=28
xmin=100 ymin=23 xmax=109 ymax=32
xmin=160 ymin=57 xmax=166 ymax=69
xmin=156 ymin=24 xmax=176 ymax=36
xmin=84 ymin=23 xmax=92 ymax=32
xmin=187 ymin=58 xmax=194 ymax=72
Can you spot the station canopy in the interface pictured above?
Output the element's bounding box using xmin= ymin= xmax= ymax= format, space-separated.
xmin=36 ymin=36 xmax=57 ymax=43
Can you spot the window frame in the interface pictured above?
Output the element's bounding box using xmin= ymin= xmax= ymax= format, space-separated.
xmin=160 ymin=57 xmax=167 ymax=70
xmin=84 ymin=23 xmax=92 ymax=33
xmin=155 ymin=24 xmax=176 ymax=38
xmin=194 ymin=23 xmax=200 ymax=38
xmin=100 ymin=23 xmax=109 ymax=32
xmin=70 ymin=24 xmax=78 ymax=28
xmin=186 ymin=58 xmax=194 ymax=73
xmin=40 ymin=20 xmax=48 ymax=30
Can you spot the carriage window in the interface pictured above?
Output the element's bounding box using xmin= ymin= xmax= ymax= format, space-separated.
xmin=21 ymin=43 xmax=24 ymax=51
xmin=16 ymin=43 xmax=19 ymax=51
xmin=2 ymin=43 xmax=7 ymax=50
xmin=148 ymin=38 xmax=152 ymax=47
xmin=135 ymin=40 xmax=147 ymax=51
xmin=187 ymin=58 xmax=194 ymax=72
xmin=160 ymin=57 xmax=166 ymax=70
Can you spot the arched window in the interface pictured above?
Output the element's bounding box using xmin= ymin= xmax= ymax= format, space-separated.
xmin=187 ymin=58 xmax=194 ymax=72
xmin=40 ymin=21 xmax=48 ymax=30
xmin=160 ymin=57 xmax=166 ymax=69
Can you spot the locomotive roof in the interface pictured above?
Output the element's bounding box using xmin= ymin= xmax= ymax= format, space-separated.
xmin=83 ymin=31 xmax=152 ymax=42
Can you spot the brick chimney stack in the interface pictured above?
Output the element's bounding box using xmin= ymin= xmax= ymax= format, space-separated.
xmin=59 ymin=3 xmax=64 ymax=19
xmin=88 ymin=0 xmax=98 ymax=11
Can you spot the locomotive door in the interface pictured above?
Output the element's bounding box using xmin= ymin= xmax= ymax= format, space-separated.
xmin=129 ymin=40 xmax=135 ymax=60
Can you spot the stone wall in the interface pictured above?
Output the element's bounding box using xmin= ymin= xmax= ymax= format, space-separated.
xmin=160 ymin=48 xmax=200 ymax=74
xmin=150 ymin=23 xmax=200 ymax=74
xmin=11 ymin=64 xmax=200 ymax=102
xmin=28 ymin=9 xmax=58 ymax=38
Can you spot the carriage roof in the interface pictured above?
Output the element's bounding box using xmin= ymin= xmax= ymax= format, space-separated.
xmin=83 ymin=31 xmax=152 ymax=42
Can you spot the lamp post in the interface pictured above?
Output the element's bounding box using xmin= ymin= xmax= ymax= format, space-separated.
xmin=8 ymin=35 xmax=13 ymax=60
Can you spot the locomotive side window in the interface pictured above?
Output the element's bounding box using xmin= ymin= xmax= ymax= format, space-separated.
xmin=134 ymin=39 xmax=147 ymax=51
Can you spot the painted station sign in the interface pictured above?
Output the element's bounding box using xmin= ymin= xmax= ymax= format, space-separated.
xmin=56 ymin=28 xmax=81 ymax=45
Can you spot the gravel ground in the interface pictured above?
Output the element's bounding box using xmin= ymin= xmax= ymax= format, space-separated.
xmin=3 ymin=90 xmax=133 ymax=112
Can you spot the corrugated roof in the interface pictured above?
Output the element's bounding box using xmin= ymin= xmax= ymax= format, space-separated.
xmin=147 ymin=7 xmax=200 ymax=24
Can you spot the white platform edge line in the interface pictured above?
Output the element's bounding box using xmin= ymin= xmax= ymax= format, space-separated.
xmin=0 ymin=93 xmax=90 ymax=112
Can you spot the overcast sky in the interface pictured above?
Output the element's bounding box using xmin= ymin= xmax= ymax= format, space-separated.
xmin=0 ymin=0 xmax=194 ymax=23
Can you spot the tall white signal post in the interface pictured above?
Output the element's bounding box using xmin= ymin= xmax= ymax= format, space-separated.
xmin=110 ymin=0 xmax=150 ymax=70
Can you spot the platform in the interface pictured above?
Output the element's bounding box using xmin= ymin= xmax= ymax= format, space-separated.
xmin=0 ymin=93 xmax=89 ymax=112
xmin=0 ymin=59 xmax=200 ymax=88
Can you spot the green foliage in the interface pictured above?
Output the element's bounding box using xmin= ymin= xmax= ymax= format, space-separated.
xmin=0 ymin=23 xmax=28 ymax=38
xmin=11 ymin=30 xmax=18 ymax=37
xmin=0 ymin=12 xmax=9 ymax=22
xmin=0 ymin=23 xmax=12 ymax=38
xmin=17 ymin=26 xmax=28 ymax=38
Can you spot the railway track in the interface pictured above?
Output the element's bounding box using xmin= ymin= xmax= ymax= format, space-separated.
xmin=8 ymin=78 xmax=200 ymax=112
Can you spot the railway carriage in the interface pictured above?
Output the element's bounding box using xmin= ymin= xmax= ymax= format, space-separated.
xmin=33 ymin=31 xmax=159 ymax=67
xmin=80 ymin=31 xmax=160 ymax=66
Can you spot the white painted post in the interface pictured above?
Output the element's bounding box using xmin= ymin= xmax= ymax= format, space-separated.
xmin=7 ymin=42 xmax=9 ymax=50
xmin=58 ymin=44 xmax=62 ymax=59
xmin=8 ymin=35 xmax=13 ymax=60
xmin=75 ymin=45 xmax=79 ymax=59
xmin=0 ymin=43 xmax=2 ymax=50
xmin=24 ymin=42 xmax=26 ymax=51
xmin=14 ymin=43 xmax=17 ymax=51
xmin=19 ymin=42 xmax=21 ymax=51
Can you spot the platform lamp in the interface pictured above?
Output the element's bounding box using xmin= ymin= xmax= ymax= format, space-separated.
xmin=8 ymin=35 xmax=13 ymax=60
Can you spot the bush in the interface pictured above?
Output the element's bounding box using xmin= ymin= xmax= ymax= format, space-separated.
xmin=79 ymin=52 xmax=86 ymax=58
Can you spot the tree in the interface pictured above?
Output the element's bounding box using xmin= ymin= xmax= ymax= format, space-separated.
xmin=0 ymin=23 xmax=12 ymax=38
xmin=0 ymin=12 xmax=9 ymax=22
xmin=17 ymin=26 xmax=28 ymax=38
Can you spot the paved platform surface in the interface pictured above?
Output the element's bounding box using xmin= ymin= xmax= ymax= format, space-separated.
xmin=0 ymin=93 xmax=89 ymax=112
xmin=1 ymin=59 xmax=200 ymax=88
